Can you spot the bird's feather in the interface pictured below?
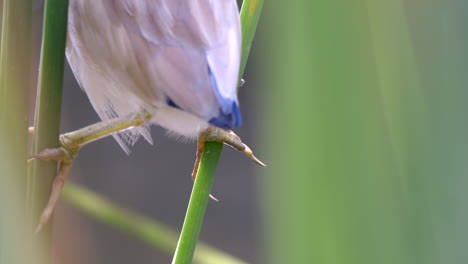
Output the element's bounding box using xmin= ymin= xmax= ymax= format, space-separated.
xmin=67 ymin=0 xmax=241 ymax=151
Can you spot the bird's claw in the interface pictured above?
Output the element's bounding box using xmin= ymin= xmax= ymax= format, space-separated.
xmin=209 ymin=194 xmax=219 ymax=202
xmin=199 ymin=127 xmax=266 ymax=168
xmin=241 ymin=144 xmax=266 ymax=167
xmin=28 ymin=146 xmax=75 ymax=164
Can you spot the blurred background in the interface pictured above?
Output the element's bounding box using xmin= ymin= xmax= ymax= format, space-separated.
xmin=3 ymin=0 xmax=468 ymax=263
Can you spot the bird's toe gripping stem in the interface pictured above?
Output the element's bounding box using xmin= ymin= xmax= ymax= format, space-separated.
xmin=28 ymin=114 xmax=151 ymax=233
xmin=29 ymin=133 xmax=80 ymax=234
xmin=29 ymin=137 xmax=78 ymax=163
xmin=190 ymin=127 xmax=266 ymax=201
xmin=199 ymin=127 xmax=265 ymax=166
xmin=191 ymin=126 xmax=266 ymax=184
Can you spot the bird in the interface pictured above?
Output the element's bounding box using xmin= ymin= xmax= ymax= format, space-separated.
xmin=31 ymin=0 xmax=265 ymax=233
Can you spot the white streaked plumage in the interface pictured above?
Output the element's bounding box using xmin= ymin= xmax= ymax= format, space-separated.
xmin=66 ymin=0 xmax=242 ymax=153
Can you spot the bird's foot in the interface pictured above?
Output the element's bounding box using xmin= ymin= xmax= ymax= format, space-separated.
xmin=191 ymin=127 xmax=266 ymax=200
xmin=199 ymin=127 xmax=265 ymax=167
xmin=28 ymin=130 xmax=79 ymax=234
xmin=28 ymin=112 xmax=150 ymax=233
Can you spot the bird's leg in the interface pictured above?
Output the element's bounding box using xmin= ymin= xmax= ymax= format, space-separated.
xmin=29 ymin=112 xmax=152 ymax=233
xmin=191 ymin=140 xmax=205 ymax=181
xmin=191 ymin=139 xmax=221 ymax=201
xmin=191 ymin=126 xmax=266 ymax=185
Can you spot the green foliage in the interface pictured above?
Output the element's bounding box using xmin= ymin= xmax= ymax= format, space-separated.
xmin=260 ymin=0 xmax=468 ymax=263
xmin=27 ymin=0 xmax=69 ymax=262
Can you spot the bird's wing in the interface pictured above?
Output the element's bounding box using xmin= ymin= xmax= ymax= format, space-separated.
xmin=67 ymin=0 xmax=157 ymax=152
xmin=107 ymin=0 xmax=238 ymax=49
xmin=108 ymin=0 xmax=242 ymax=127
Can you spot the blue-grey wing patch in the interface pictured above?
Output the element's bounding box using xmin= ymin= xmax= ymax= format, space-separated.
xmin=205 ymin=18 xmax=242 ymax=129
xmin=125 ymin=0 xmax=243 ymax=130
xmin=207 ymin=66 xmax=242 ymax=129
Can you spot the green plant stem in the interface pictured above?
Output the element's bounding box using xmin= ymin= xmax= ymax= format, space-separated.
xmin=172 ymin=1 xmax=264 ymax=263
xmin=27 ymin=0 xmax=69 ymax=259
xmin=63 ymin=183 xmax=247 ymax=264
xmin=0 ymin=0 xmax=32 ymax=263
xmin=172 ymin=142 xmax=223 ymax=264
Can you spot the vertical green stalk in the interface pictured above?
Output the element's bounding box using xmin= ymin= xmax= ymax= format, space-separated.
xmin=172 ymin=1 xmax=264 ymax=263
xmin=171 ymin=142 xmax=223 ymax=263
xmin=0 ymin=0 xmax=32 ymax=263
xmin=27 ymin=0 xmax=69 ymax=261
xmin=260 ymin=0 xmax=468 ymax=264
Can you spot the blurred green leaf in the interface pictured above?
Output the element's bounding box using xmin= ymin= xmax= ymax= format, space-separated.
xmin=260 ymin=0 xmax=468 ymax=263
xmin=63 ymin=183 xmax=247 ymax=264
xmin=0 ymin=0 xmax=33 ymax=263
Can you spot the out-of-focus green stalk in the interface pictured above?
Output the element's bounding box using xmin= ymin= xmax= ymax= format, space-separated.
xmin=260 ymin=0 xmax=468 ymax=264
xmin=27 ymin=0 xmax=69 ymax=260
xmin=172 ymin=1 xmax=264 ymax=263
xmin=63 ymin=183 xmax=247 ymax=264
xmin=0 ymin=1 xmax=31 ymax=145
xmin=0 ymin=0 xmax=32 ymax=263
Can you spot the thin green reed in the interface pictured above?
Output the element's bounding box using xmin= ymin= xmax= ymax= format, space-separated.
xmin=0 ymin=0 xmax=33 ymax=263
xmin=172 ymin=1 xmax=264 ymax=263
xmin=27 ymin=0 xmax=69 ymax=262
